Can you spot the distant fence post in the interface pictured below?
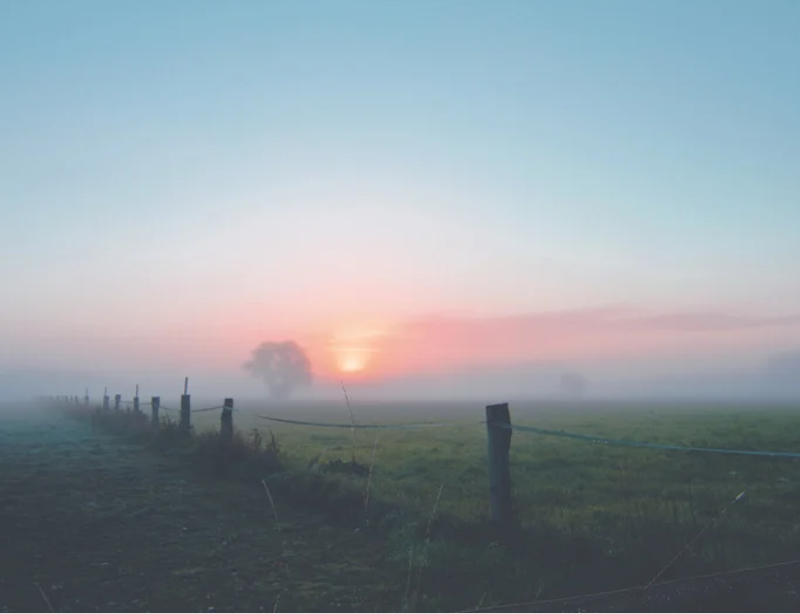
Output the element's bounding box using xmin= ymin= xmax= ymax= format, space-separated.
xmin=151 ymin=396 xmax=160 ymax=427
xmin=220 ymin=398 xmax=234 ymax=444
xmin=103 ymin=387 xmax=110 ymax=410
xmin=133 ymin=384 xmax=140 ymax=413
xmin=180 ymin=377 xmax=191 ymax=434
xmin=114 ymin=394 xmax=121 ymax=411
xmin=84 ymin=388 xmax=90 ymax=405
xmin=486 ymin=402 xmax=513 ymax=525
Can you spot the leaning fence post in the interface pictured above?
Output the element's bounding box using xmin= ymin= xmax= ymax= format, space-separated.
xmin=151 ymin=396 xmax=160 ymax=427
xmin=180 ymin=378 xmax=191 ymax=434
xmin=114 ymin=394 xmax=121 ymax=411
xmin=133 ymin=384 xmax=140 ymax=413
xmin=220 ymin=398 xmax=234 ymax=444
xmin=486 ymin=402 xmax=513 ymax=525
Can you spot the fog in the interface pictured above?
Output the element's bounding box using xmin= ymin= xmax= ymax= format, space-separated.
xmin=3 ymin=347 xmax=798 ymax=407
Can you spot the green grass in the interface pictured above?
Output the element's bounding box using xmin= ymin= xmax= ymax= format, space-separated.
xmin=79 ymin=399 xmax=800 ymax=611
xmin=186 ymin=400 xmax=800 ymax=609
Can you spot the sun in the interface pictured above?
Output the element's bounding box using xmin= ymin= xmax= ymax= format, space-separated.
xmin=336 ymin=347 xmax=371 ymax=375
xmin=339 ymin=353 xmax=367 ymax=374
xmin=329 ymin=322 xmax=389 ymax=377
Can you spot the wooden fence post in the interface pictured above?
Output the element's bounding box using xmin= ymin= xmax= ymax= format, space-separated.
xmin=114 ymin=394 xmax=121 ymax=411
xmin=180 ymin=378 xmax=191 ymax=434
xmin=84 ymin=388 xmax=89 ymax=405
xmin=486 ymin=402 xmax=513 ymax=525
xmin=133 ymin=384 xmax=140 ymax=413
xmin=220 ymin=398 xmax=234 ymax=444
xmin=103 ymin=387 xmax=110 ymax=410
xmin=151 ymin=396 xmax=160 ymax=427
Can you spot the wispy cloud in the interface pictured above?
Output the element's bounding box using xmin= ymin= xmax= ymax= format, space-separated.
xmin=623 ymin=312 xmax=800 ymax=332
xmin=362 ymin=307 xmax=800 ymax=377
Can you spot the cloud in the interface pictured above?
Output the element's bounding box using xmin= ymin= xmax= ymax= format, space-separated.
xmin=399 ymin=307 xmax=800 ymax=340
xmin=625 ymin=312 xmax=800 ymax=333
xmin=366 ymin=307 xmax=800 ymax=376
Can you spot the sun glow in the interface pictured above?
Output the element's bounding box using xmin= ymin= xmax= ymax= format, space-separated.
xmin=338 ymin=351 xmax=368 ymax=373
xmin=327 ymin=321 xmax=394 ymax=377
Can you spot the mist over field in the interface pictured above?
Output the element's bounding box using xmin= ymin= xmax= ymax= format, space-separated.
xmin=3 ymin=347 xmax=799 ymax=405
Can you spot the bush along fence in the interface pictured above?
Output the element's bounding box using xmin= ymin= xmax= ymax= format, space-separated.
xmin=44 ymin=392 xmax=800 ymax=527
xmin=44 ymin=377 xmax=237 ymax=445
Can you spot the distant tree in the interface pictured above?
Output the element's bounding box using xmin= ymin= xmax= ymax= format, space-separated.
xmin=243 ymin=340 xmax=313 ymax=400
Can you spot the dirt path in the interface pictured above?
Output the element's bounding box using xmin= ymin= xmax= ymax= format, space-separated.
xmin=0 ymin=405 xmax=400 ymax=613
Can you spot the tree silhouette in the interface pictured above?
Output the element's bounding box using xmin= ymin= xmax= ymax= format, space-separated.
xmin=243 ymin=340 xmax=313 ymax=399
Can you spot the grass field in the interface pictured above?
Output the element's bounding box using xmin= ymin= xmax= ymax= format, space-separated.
xmin=8 ymin=398 xmax=800 ymax=612
xmin=182 ymin=397 xmax=800 ymax=610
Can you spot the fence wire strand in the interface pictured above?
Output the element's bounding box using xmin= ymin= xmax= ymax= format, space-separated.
xmin=502 ymin=422 xmax=800 ymax=459
xmin=191 ymin=405 xmax=225 ymax=413
xmin=258 ymin=414 xmax=466 ymax=430
xmin=257 ymin=415 xmax=800 ymax=458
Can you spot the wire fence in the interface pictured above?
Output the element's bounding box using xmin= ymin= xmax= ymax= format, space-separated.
xmin=109 ymin=400 xmax=230 ymax=414
xmin=256 ymin=414 xmax=800 ymax=459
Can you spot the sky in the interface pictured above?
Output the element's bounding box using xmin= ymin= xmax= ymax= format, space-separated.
xmin=1 ymin=0 xmax=799 ymax=400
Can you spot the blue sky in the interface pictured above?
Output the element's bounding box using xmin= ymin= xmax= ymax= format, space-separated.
xmin=1 ymin=0 xmax=799 ymax=391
